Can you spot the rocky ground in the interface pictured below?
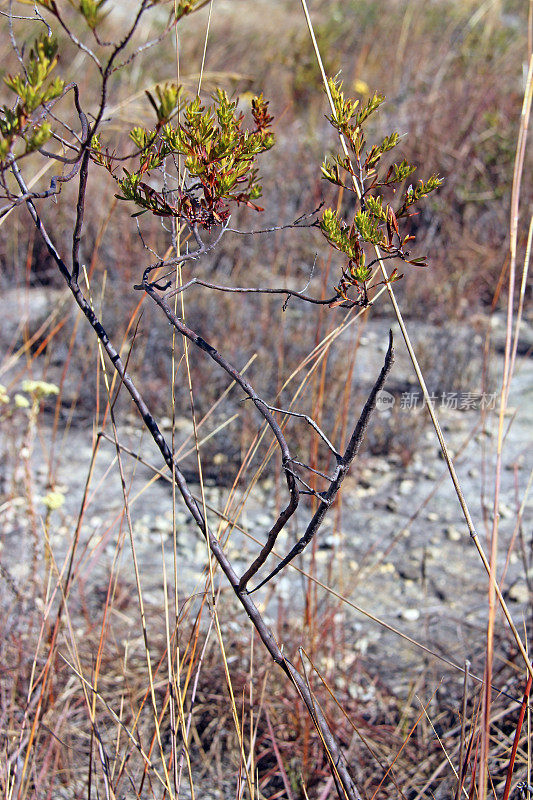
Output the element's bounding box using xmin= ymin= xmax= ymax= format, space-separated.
xmin=2 ymin=301 xmax=531 ymax=694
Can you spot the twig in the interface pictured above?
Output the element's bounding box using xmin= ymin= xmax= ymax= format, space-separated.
xmin=11 ymin=161 xmax=71 ymax=284
xmin=288 ymin=459 xmax=335 ymax=483
xmin=249 ymin=330 xmax=394 ymax=593
xmin=135 ymin=223 xmax=230 ymax=290
xmin=164 ymin=275 xmax=343 ymax=307
xmin=52 ymin=7 xmax=102 ymax=69
xmin=226 ymin=204 xmax=323 ymax=235
xmin=502 ymin=674 xmax=533 ymax=800
xmin=284 ymin=467 xmax=326 ymax=500
xmin=257 ymin=401 xmax=341 ymax=459
xmin=455 ymin=660 xmax=471 ymax=800
xmin=0 ymin=84 xmax=89 ymax=220
xmin=141 ymin=282 xmax=301 ymax=589
xmin=112 ymin=10 xmax=176 ymax=73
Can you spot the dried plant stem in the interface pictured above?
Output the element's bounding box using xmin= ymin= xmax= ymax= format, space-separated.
xmin=455 ymin=661 xmax=471 ymax=800
xmin=300 ymin=0 xmax=533 ymax=687
xmin=480 ymin=52 xmax=533 ymax=800
xmin=14 ymin=153 xmax=363 ymax=800
xmin=93 ymin=325 xmax=175 ymax=795
xmin=249 ymin=332 xmax=394 ymax=593
xmin=502 ymin=673 xmax=533 ymax=800
xmin=143 ymin=283 xmax=301 ymax=588
xmin=176 ymin=256 xmax=256 ymax=797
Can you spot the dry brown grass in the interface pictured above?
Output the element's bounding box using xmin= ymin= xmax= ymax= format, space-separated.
xmin=0 ymin=1 xmax=532 ymax=798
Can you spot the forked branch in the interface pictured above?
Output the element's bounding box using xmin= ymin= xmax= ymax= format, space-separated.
xmin=141 ymin=271 xmax=393 ymax=593
xmin=248 ymin=330 xmax=394 ymax=593
xmin=143 ymin=281 xmax=301 ymax=567
xmin=5 ymin=9 xmax=393 ymax=796
xmin=15 ymin=162 xmax=363 ymax=797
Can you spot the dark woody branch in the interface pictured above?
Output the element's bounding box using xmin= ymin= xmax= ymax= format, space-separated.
xmin=142 ymin=281 xmax=301 ymax=587
xmin=249 ymin=331 xmax=394 ymax=594
xmin=7 ymin=13 xmax=383 ymax=794
xmin=142 ymin=274 xmax=393 ymax=593
xmin=13 ymin=155 xmax=362 ymax=800
xmin=0 ymin=83 xmax=89 ymax=219
xmin=164 ymin=275 xmax=344 ymax=307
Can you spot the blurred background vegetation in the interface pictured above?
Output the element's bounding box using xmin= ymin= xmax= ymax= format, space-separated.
xmin=1 ymin=0 xmax=529 ymax=466
xmin=0 ymin=3 xmax=531 ymax=797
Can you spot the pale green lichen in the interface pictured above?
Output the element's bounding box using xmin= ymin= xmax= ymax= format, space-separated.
xmin=14 ymin=393 xmax=30 ymax=409
xmin=21 ymin=380 xmax=59 ymax=399
xmin=42 ymin=490 xmax=66 ymax=511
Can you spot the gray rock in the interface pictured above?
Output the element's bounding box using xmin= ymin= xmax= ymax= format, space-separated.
xmin=445 ymin=525 xmax=462 ymax=542
xmin=400 ymin=608 xmax=421 ymax=621
xmin=508 ymin=582 xmax=530 ymax=604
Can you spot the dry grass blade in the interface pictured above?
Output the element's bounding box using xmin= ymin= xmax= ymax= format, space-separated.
xmin=502 ymin=674 xmax=533 ymax=800
xmin=481 ymin=49 xmax=533 ymax=800
xmin=2 ymin=3 xmax=530 ymax=798
xmin=86 ymin=268 xmax=175 ymax=796
xmin=299 ymin=0 xmax=533 ymax=687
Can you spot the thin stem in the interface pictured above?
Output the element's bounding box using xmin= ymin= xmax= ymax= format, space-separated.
xmin=165 ymin=275 xmax=344 ymax=307
xmin=258 ymin=402 xmax=341 ymax=459
xmin=142 ymin=282 xmax=301 ymax=589
xmin=136 ymin=223 xmax=230 ymax=289
xmin=249 ymin=331 xmax=394 ymax=593
xmin=302 ymin=0 xmax=533 ymax=685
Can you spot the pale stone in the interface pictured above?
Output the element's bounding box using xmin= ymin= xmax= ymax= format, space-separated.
xmin=445 ymin=525 xmax=462 ymax=542
xmin=401 ymin=608 xmax=421 ymax=621
xmin=508 ymin=583 xmax=529 ymax=604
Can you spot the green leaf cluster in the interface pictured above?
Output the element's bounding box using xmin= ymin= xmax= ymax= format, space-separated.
xmin=364 ymin=194 xmax=387 ymax=220
xmin=354 ymin=209 xmax=384 ymax=245
xmin=320 ymin=209 xmax=371 ymax=283
xmin=397 ymin=173 xmax=443 ymax=216
xmin=320 ymin=76 xmax=442 ymax=306
xmin=0 ymin=36 xmax=64 ymax=162
xmin=116 ymin=170 xmax=176 ymax=218
xmin=321 ymin=154 xmax=353 ymax=185
xmin=174 ymin=0 xmax=212 ymax=19
xmin=326 ymin=77 xmax=385 ymax=159
xmin=392 ymin=159 xmax=416 ymax=183
xmin=90 ymin=134 xmax=116 ymax=172
xmin=145 ymin=83 xmax=182 ymax=126
xmin=79 ymin=0 xmax=108 ymax=29
xmin=113 ymin=89 xmax=275 ymax=226
xmin=321 ymin=207 xmax=360 ymax=260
